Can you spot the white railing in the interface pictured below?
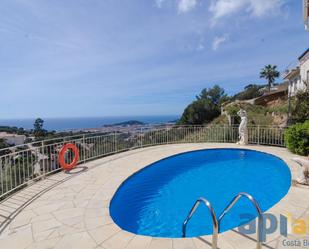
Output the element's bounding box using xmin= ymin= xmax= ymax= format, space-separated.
xmin=0 ymin=125 xmax=286 ymax=200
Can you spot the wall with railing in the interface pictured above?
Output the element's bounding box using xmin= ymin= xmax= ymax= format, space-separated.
xmin=0 ymin=125 xmax=286 ymax=200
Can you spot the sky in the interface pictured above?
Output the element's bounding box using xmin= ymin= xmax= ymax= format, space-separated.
xmin=0 ymin=0 xmax=308 ymax=119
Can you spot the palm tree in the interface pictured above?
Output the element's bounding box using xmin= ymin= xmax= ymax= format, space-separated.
xmin=260 ymin=65 xmax=280 ymax=92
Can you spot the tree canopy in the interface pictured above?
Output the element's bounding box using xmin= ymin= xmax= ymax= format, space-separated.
xmin=291 ymin=91 xmax=309 ymax=124
xmin=179 ymin=85 xmax=229 ymax=125
xmin=33 ymin=118 xmax=47 ymax=138
xmin=260 ymin=65 xmax=280 ymax=92
xmin=232 ymin=84 xmax=264 ymax=101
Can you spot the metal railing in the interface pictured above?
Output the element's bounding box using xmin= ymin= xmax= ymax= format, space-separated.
xmin=182 ymin=198 xmax=218 ymax=249
xmin=0 ymin=125 xmax=286 ymax=200
xmin=218 ymin=192 xmax=263 ymax=249
xmin=182 ymin=193 xmax=263 ymax=249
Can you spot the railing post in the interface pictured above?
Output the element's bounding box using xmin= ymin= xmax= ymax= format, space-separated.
xmin=257 ymin=125 xmax=260 ymax=145
xmin=114 ymin=131 xmax=117 ymax=152
xmin=140 ymin=127 xmax=143 ymax=148
xmin=281 ymin=127 xmax=285 ymax=147
xmin=83 ymin=134 xmax=86 ymax=164
xmin=41 ymin=140 xmax=46 ymax=179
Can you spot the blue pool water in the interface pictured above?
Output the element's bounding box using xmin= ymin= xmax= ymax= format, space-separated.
xmin=110 ymin=149 xmax=291 ymax=238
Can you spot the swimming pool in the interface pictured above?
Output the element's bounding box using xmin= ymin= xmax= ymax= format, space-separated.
xmin=110 ymin=148 xmax=291 ymax=238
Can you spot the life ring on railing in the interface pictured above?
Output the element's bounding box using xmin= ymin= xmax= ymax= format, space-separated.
xmin=58 ymin=143 xmax=79 ymax=170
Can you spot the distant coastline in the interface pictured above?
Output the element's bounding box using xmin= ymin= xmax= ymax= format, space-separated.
xmin=0 ymin=115 xmax=179 ymax=131
xmin=103 ymin=120 xmax=145 ymax=127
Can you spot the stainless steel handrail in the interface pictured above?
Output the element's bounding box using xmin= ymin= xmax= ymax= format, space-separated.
xmin=218 ymin=192 xmax=263 ymax=249
xmin=182 ymin=198 xmax=218 ymax=249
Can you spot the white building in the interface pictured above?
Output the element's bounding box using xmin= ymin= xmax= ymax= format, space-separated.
xmin=0 ymin=132 xmax=26 ymax=146
xmin=299 ymin=48 xmax=309 ymax=86
xmin=284 ymin=48 xmax=309 ymax=96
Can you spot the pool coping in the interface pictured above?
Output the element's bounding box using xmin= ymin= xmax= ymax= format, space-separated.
xmin=0 ymin=143 xmax=309 ymax=249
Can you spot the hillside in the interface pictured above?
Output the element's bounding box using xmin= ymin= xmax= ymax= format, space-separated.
xmin=178 ymin=84 xmax=293 ymax=127
xmin=211 ymin=99 xmax=289 ymax=127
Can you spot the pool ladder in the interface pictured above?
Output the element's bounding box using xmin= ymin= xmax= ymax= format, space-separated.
xmin=182 ymin=192 xmax=263 ymax=249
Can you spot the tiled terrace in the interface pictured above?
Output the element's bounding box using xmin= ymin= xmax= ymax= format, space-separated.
xmin=0 ymin=143 xmax=308 ymax=249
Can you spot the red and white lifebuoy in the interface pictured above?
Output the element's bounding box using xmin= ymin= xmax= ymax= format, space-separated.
xmin=58 ymin=143 xmax=79 ymax=170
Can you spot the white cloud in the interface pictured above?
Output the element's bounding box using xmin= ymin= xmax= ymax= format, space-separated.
xmin=209 ymin=0 xmax=245 ymax=20
xmin=249 ymin=0 xmax=284 ymax=17
xmin=212 ymin=34 xmax=229 ymax=51
xmin=177 ymin=0 xmax=197 ymax=13
xmin=209 ymin=0 xmax=284 ymax=23
xmin=155 ymin=0 xmax=197 ymax=13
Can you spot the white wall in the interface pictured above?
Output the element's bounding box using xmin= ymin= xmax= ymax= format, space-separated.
xmin=288 ymin=51 xmax=309 ymax=96
xmin=300 ymin=52 xmax=309 ymax=87
xmin=3 ymin=135 xmax=26 ymax=146
xmin=288 ymin=75 xmax=302 ymax=96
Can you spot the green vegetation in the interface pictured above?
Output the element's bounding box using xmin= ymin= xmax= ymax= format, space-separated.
xmin=231 ymin=84 xmax=264 ymax=101
xmin=290 ymin=91 xmax=309 ymax=124
xmin=0 ymin=126 xmax=28 ymax=135
xmin=0 ymin=138 xmax=8 ymax=149
xmin=178 ymin=85 xmax=229 ymax=125
xmin=178 ymin=80 xmax=292 ymax=126
xmin=285 ymin=121 xmax=309 ymax=156
xmin=265 ymin=102 xmax=289 ymax=114
xmin=0 ymin=149 xmax=39 ymax=198
xmin=33 ymin=118 xmax=47 ymax=138
xmin=0 ymin=139 xmax=10 ymax=156
xmin=260 ymin=65 xmax=280 ymax=92
xmin=224 ymin=102 xmax=276 ymax=126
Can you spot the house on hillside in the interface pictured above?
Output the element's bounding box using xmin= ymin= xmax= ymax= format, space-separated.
xmin=299 ymin=48 xmax=309 ymax=86
xmin=253 ymin=82 xmax=288 ymax=106
xmin=0 ymin=132 xmax=26 ymax=146
xmin=221 ymin=82 xmax=289 ymax=113
xmin=284 ymin=48 xmax=309 ymax=96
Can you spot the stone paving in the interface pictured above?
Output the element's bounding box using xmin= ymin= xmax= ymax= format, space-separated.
xmin=0 ymin=143 xmax=308 ymax=249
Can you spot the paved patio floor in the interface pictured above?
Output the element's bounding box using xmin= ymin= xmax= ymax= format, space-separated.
xmin=0 ymin=143 xmax=309 ymax=249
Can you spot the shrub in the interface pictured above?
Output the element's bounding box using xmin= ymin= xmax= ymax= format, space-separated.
xmin=290 ymin=91 xmax=309 ymax=123
xmin=178 ymin=85 xmax=228 ymax=125
xmin=285 ymin=121 xmax=309 ymax=156
xmin=232 ymin=84 xmax=264 ymax=100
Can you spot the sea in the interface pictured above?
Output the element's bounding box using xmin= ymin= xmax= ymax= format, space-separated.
xmin=0 ymin=115 xmax=179 ymax=131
